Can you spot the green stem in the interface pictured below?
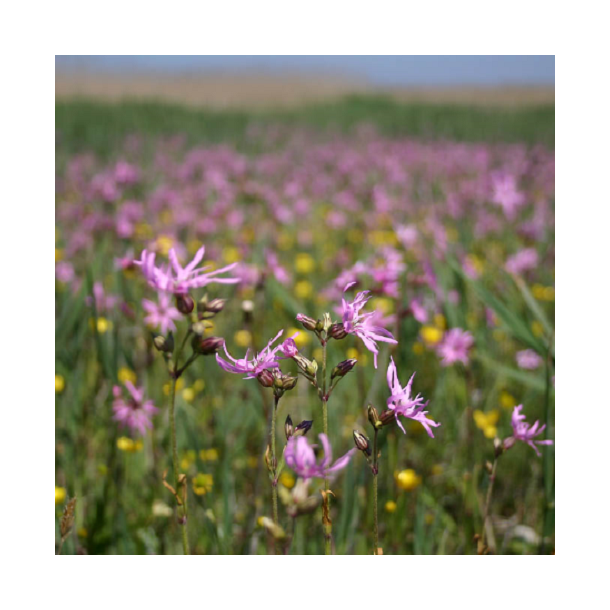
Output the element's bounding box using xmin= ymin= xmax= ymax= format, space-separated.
xmin=169 ymin=352 xmax=189 ymax=555
xmin=480 ymin=457 xmax=498 ymax=553
xmin=373 ymin=427 xmax=379 ymax=555
xmin=321 ymin=338 xmax=332 ymax=555
xmin=271 ymin=394 xmax=279 ymax=527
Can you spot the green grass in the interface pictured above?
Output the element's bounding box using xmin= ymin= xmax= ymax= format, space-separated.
xmin=56 ymin=96 xmax=555 ymax=158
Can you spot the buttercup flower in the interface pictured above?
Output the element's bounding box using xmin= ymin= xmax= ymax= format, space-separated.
xmin=135 ymin=245 xmax=240 ymax=295
xmin=509 ymin=405 xmax=554 ymax=456
xmin=341 ymin=285 xmax=397 ymax=368
xmin=386 ymin=357 xmax=440 ymax=437
xmin=112 ymin=381 xmax=157 ymax=435
xmin=285 ymin=433 xmax=356 ymax=481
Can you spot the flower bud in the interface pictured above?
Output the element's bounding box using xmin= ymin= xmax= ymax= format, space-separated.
xmin=257 ymin=369 xmax=275 ymax=388
xmin=285 ymin=415 xmax=294 ymax=440
xmin=293 ymin=353 xmax=318 ymax=377
xmin=296 ymin=313 xmax=317 ymax=331
xmin=153 ymin=332 xmax=174 ymax=353
xmin=322 ymin=312 xmax=332 ymax=333
xmin=274 ymin=373 xmax=298 ymax=391
xmin=493 ymin=438 xmax=504 ymax=457
xmin=198 ymin=295 xmax=227 ymax=318
xmin=379 ymin=409 xmax=396 ymax=427
xmin=328 ymin=323 xmax=348 ymax=340
xmin=353 ymin=430 xmax=371 ymax=456
xmin=176 ymin=294 xmax=195 ymax=314
xmin=502 ymin=436 xmax=516 ymax=453
xmin=192 ymin=335 xmax=225 ymax=355
xmin=367 ymin=404 xmax=380 ymax=428
xmin=315 ymin=319 xmax=325 ymax=332
xmin=331 ymin=358 xmax=357 ymax=380
xmin=281 ymin=375 xmax=298 ymax=391
xmin=294 ymin=420 xmax=313 ymax=436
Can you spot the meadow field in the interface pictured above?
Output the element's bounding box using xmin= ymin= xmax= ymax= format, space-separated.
xmin=55 ymin=96 xmax=555 ymax=555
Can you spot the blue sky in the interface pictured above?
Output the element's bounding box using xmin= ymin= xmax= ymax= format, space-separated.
xmin=56 ymin=56 xmax=554 ymax=87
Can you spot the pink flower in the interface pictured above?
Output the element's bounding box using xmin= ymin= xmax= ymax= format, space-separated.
xmin=215 ymin=330 xmax=297 ymax=379
xmin=410 ymin=298 xmax=428 ymax=324
xmin=510 ymin=405 xmax=553 ymax=456
xmin=112 ymin=381 xmax=157 ymax=435
xmin=86 ymin=282 xmax=119 ymax=313
xmin=135 ymin=246 xmax=240 ymax=295
xmin=505 ymin=248 xmax=539 ymax=275
xmin=142 ymin=292 xmax=182 ymax=335
xmin=341 ymin=285 xmax=397 ymax=368
xmin=491 ymin=173 xmax=525 ymax=219
xmin=516 ymin=349 xmax=543 ymax=370
xmin=285 ymin=434 xmax=356 ymax=481
xmin=436 ymin=328 xmax=474 ymax=366
xmin=56 ymin=261 xmax=75 ymax=283
xmin=280 ymin=338 xmax=299 ymax=358
xmin=386 ymin=357 xmax=440 ymax=437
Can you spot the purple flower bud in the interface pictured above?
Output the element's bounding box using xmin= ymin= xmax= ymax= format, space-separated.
xmin=331 ymin=358 xmax=357 ymax=380
xmin=328 ymin=323 xmax=348 ymax=340
xmin=198 ymin=296 xmax=227 ymax=318
xmin=296 ymin=313 xmax=317 ymax=331
xmin=379 ymin=409 xmax=397 ymax=427
xmin=294 ymin=420 xmax=313 ymax=436
xmin=257 ymin=369 xmax=275 ymax=388
xmin=176 ymin=294 xmax=195 ymax=315
xmin=192 ymin=336 xmax=225 ymax=355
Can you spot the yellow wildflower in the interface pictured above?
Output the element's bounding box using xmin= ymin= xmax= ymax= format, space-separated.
xmin=55 ymin=486 xmax=66 ymax=505
xmin=294 ymin=280 xmax=313 ymax=299
xmin=395 ymin=469 xmax=422 ymax=491
xmin=473 ymin=410 xmax=500 ymax=438
xmin=295 ymin=253 xmax=315 ymax=274
xmin=279 ymin=472 xmax=296 ymax=489
xmin=290 ymin=328 xmax=310 ymax=348
xmin=222 ymin=246 xmax=240 ymax=264
xmin=420 ymin=325 xmax=443 ymax=345
xmin=385 ymin=500 xmax=397 ymax=513
xmin=194 ymin=379 xmax=205 ymax=392
xmin=117 ymin=437 xmax=143 ymax=452
xmin=500 ymin=391 xmax=516 ymax=410
xmin=192 ymin=473 xmax=214 ymax=495
xmin=55 ymin=375 xmax=65 ymax=394
xmin=234 ymin=330 xmax=252 ymax=348
xmin=118 ymin=367 xmax=137 ymax=384
xmin=182 ymin=388 xmax=195 ymax=403
xmin=371 ymin=297 xmax=394 ymax=316
xmin=155 ymin=235 xmax=173 ymax=256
